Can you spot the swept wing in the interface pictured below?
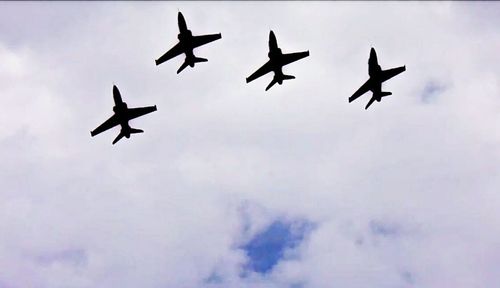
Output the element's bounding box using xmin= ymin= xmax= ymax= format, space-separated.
xmin=191 ymin=33 xmax=222 ymax=49
xmin=380 ymin=66 xmax=406 ymax=83
xmin=281 ymin=51 xmax=309 ymax=66
xmin=246 ymin=61 xmax=273 ymax=83
xmin=156 ymin=42 xmax=184 ymax=66
xmin=91 ymin=114 xmax=120 ymax=137
xmin=126 ymin=106 xmax=157 ymax=121
xmin=349 ymin=79 xmax=372 ymax=103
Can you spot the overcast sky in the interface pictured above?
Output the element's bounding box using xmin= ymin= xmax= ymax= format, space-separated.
xmin=1 ymin=1 xmax=500 ymax=288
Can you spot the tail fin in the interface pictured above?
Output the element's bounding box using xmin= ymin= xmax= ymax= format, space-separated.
xmin=265 ymin=78 xmax=278 ymax=91
xmin=112 ymin=132 xmax=125 ymax=145
xmin=130 ymin=128 xmax=144 ymax=134
xmin=283 ymin=74 xmax=295 ymax=81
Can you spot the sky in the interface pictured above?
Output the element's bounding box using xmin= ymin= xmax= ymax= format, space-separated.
xmin=0 ymin=1 xmax=499 ymax=288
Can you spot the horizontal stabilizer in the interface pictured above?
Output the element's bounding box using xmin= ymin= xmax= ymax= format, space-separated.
xmin=130 ymin=128 xmax=144 ymax=134
xmin=177 ymin=61 xmax=190 ymax=74
xmin=380 ymin=92 xmax=392 ymax=97
xmin=112 ymin=132 xmax=125 ymax=145
xmin=194 ymin=57 xmax=208 ymax=63
xmin=265 ymin=78 xmax=278 ymax=91
xmin=365 ymin=97 xmax=376 ymax=110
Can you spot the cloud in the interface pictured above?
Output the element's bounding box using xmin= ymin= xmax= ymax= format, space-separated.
xmin=0 ymin=2 xmax=499 ymax=288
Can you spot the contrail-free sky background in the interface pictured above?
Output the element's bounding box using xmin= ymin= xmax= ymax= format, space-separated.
xmin=1 ymin=2 xmax=499 ymax=287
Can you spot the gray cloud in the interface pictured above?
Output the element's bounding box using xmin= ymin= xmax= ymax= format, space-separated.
xmin=0 ymin=2 xmax=499 ymax=288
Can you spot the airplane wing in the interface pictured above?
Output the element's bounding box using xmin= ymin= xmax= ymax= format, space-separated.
xmin=281 ymin=51 xmax=309 ymax=66
xmin=349 ymin=79 xmax=372 ymax=103
xmin=246 ymin=61 xmax=273 ymax=83
xmin=156 ymin=42 xmax=184 ymax=66
xmin=191 ymin=33 xmax=222 ymax=49
xmin=91 ymin=114 xmax=120 ymax=137
xmin=380 ymin=66 xmax=405 ymax=82
xmin=126 ymin=106 xmax=157 ymax=121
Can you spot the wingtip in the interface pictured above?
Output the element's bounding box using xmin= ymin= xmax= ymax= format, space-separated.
xmin=155 ymin=59 xmax=159 ymax=66
xmin=245 ymin=78 xmax=250 ymax=83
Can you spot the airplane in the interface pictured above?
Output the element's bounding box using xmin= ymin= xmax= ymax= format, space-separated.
xmin=91 ymin=85 xmax=157 ymax=145
xmin=349 ymin=47 xmax=406 ymax=109
xmin=246 ymin=30 xmax=309 ymax=91
xmin=155 ymin=12 xmax=222 ymax=74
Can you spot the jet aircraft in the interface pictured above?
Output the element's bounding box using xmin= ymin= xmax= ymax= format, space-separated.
xmin=246 ymin=30 xmax=309 ymax=91
xmin=349 ymin=47 xmax=406 ymax=109
xmin=91 ymin=85 xmax=157 ymax=145
xmin=155 ymin=12 xmax=222 ymax=74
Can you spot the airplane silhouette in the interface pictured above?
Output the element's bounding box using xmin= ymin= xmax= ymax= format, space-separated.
xmin=90 ymin=85 xmax=157 ymax=145
xmin=246 ymin=30 xmax=309 ymax=91
xmin=349 ymin=47 xmax=406 ymax=109
xmin=155 ymin=12 xmax=222 ymax=74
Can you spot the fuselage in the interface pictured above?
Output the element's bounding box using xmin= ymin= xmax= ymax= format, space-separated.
xmin=113 ymin=102 xmax=132 ymax=137
xmin=178 ymin=30 xmax=197 ymax=66
xmin=368 ymin=65 xmax=384 ymax=102
xmin=368 ymin=49 xmax=387 ymax=102
xmin=177 ymin=12 xmax=198 ymax=67
xmin=268 ymin=48 xmax=285 ymax=84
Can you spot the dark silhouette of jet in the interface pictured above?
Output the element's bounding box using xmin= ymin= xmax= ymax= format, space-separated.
xmin=246 ymin=30 xmax=309 ymax=91
xmin=155 ymin=12 xmax=222 ymax=74
xmin=91 ymin=85 xmax=157 ymax=145
xmin=349 ymin=47 xmax=406 ymax=109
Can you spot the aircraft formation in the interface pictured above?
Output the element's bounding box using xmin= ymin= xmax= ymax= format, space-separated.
xmin=91 ymin=12 xmax=406 ymax=145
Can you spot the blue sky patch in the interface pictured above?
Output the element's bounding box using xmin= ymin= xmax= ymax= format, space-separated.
xmin=35 ymin=248 xmax=87 ymax=267
xmin=241 ymin=219 xmax=313 ymax=275
xmin=205 ymin=271 xmax=223 ymax=284
xmin=421 ymin=81 xmax=447 ymax=103
xmin=369 ymin=220 xmax=401 ymax=237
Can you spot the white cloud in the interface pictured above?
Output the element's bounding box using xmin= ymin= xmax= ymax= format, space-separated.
xmin=0 ymin=2 xmax=499 ymax=288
